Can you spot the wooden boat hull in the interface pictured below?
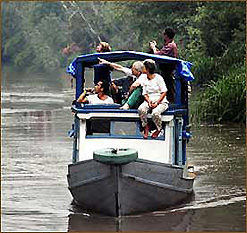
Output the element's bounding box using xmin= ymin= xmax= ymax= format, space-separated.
xmin=67 ymin=159 xmax=194 ymax=216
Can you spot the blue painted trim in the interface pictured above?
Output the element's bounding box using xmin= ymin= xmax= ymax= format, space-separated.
xmin=182 ymin=138 xmax=187 ymax=165
xmin=71 ymin=105 xmax=187 ymax=116
xmin=174 ymin=119 xmax=179 ymax=165
xmin=136 ymin=121 xmax=142 ymax=136
xmin=70 ymin=51 xmax=181 ymax=67
xmin=78 ymin=104 xmax=121 ymax=109
xmin=68 ymin=123 xmax=75 ymax=137
xmin=85 ymin=118 xmax=166 ymax=140
xmin=174 ymin=118 xmax=183 ymax=165
xmin=86 ymin=134 xmax=165 ymax=140
xmin=66 ymin=51 xmax=195 ymax=81
xmin=72 ymin=116 xmax=80 ymax=163
xmin=178 ymin=119 xmax=183 ymax=166
xmin=75 ymin=64 xmax=84 ymax=99
xmin=110 ymin=121 xmax=115 ymax=135
xmin=171 ymin=120 xmax=176 ymax=165
xmin=77 ymin=103 xmax=185 ymax=110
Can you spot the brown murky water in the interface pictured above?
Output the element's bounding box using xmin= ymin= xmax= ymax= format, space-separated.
xmin=1 ymin=67 xmax=245 ymax=231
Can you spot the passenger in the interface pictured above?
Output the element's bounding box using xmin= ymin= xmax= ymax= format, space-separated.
xmin=70 ymin=42 xmax=111 ymax=90
xmin=94 ymin=42 xmax=113 ymax=91
xmin=96 ymin=42 xmax=112 ymax=53
xmin=98 ymin=58 xmax=146 ymax=109
xmin=77 ymin=80 xmax=114 ymax=104
xmin=138 ymin=59 xmax=169 ymax=139
xmin=149 ymin=27 xmax=178 ymax=58
xmin=149 ymin=27 xmax=178 ymax=102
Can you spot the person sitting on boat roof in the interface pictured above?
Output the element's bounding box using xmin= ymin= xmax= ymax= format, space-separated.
xmin=98 ymin=58 xmax=146 ymax=109
xmin=138 ymin=59 xmax=169 ymax=139
xmin=77 ymin=80 xmax=114 ymax=104
xmin=96 ymin=42 xmax=112 ymax=53
xmin=149 ymin=28 xmax=178 ymax=103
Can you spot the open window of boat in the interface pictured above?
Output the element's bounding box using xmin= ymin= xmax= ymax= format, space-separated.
xmin=85 ymin=115 xmax=168 ymax=140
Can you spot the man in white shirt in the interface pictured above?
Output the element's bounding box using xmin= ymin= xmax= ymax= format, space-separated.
xmin=98 ymin=58 xmax=146 ymax=109
xmin=77 ymin=80 xmax=114 ymax=104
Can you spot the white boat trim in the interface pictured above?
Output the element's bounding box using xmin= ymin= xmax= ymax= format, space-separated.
xmin=77 ymin=112 xmax=174 ymax=122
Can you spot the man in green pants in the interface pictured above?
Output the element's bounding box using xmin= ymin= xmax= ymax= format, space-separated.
xmin=98 ymin=58 xmax=147 ymax=109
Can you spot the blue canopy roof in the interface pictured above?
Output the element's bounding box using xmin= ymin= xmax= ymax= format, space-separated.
xmin=67 ymin=51 xmax=195 ymax=81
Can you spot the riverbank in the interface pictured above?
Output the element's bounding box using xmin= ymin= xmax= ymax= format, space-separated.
xmin=189 ymin=61 xmax=245 ymax=124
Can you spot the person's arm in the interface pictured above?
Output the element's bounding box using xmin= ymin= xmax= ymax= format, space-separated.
xmin=129 ymin=80 xmax=140 ymax=93
xmin=151 ymin=75 xmax=168 ymax=108
xmin=77 ymin=90 xmax=88 ymax=103
xmin=98 ymin=58 xmax=127 ymax=73
xmin=144 ymin=94 xmax=153 ymax=108
xmin=111 ymin=81 xmax=119 ymax=94
xmin=142 ymin=84 xmax=152 ymax=108
xmin=151 ymin=92 xmax=167 ymax=109
xmin=151 ymin=47 xmax=159 ymax=54
xmin=129 ymin=74 xmax=146 ymax=93
xmin=173 ymin=44 xmax=179 ymax=58
xmin=149 ymin=41 xmax=159 ymax=54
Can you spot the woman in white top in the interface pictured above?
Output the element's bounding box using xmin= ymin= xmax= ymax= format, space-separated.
xmin=77 ymin=80 xmax=114 ymax=104
xmin=138 ymin=59 xmax=169 ymax=139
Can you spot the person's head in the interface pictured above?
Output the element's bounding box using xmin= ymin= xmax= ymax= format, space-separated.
xmin=163 ymin=28 xmax=175 ymax=41
xmin=131 ymin=61 xmax=144 ymax=77
xmin=143 ymin=59 xmax=156 ymax=75
xmin=94 ymin=80 xmax=109 ymax=94
xmin=96 ymin=42 xmax=111 ymax=53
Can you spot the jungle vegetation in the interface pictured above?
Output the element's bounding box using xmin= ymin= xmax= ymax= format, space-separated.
xmin=2 ymin=1 xmax=246 ymax=123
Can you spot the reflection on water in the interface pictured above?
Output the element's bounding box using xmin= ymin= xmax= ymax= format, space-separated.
xmin=1 ymin=67 xmax=246 ymax=231
xmin=68 ymin=198 xmax=245 ymax=231
xmin=87 ymin=202 xmax=243 ymax=231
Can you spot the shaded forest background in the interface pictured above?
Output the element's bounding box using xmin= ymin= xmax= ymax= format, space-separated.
xmin=2 ymin=1 xmax=246 ymax=123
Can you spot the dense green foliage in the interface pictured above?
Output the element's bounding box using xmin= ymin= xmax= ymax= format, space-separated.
xmin=190 ymin=60 xmax=246 ymax=123
xmin=2 ymin=1 xmax=246 ymax=123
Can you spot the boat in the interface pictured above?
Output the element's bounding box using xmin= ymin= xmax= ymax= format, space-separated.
xmin=66 ymin=51 xmax=195 ymax=216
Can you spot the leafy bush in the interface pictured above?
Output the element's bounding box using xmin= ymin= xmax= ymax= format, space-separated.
xmin=190 ymin=61 xmax=246 ymax=123
xmin=189 ymin=54 xmax=218 ymax=85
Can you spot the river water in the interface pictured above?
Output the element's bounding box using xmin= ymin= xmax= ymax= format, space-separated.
xmin=1 ymin=67 xmax=246 ymax=231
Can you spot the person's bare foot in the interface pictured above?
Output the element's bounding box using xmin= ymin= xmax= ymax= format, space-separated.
xmin=120 ymin=103 xmax=129 ymax=110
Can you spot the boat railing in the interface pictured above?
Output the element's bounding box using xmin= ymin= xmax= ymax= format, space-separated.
xmin=72 ymin=103 xmax=187 ymax=116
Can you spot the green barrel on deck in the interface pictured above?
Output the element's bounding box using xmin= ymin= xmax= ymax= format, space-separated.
xmin=93 ymin=148 xmax=138 ymax=165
